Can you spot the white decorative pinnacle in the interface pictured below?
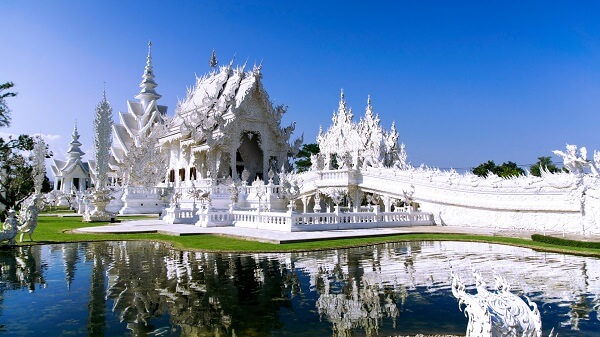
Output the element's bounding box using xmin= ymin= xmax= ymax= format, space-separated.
xmin=338 ymin=89 xmax=347 ymax=114
xmin=94 ymin=86 xmax=113 ymax=188
xmin=365 ymin=95 xmax=373 ymax=119
xmin=209 ymin=49 xmax=218 ymax=68
xmin=32 ymin=138 xmax=47 ymax=194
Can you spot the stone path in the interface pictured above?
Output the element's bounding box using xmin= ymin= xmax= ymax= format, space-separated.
xmin=72 ymin=218 xmax=599 ymax=244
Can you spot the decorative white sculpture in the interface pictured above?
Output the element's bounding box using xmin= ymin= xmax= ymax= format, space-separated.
xmin=17 ymin=194 xmax=39 ymax=242
xmin=0 ymin=209 xmax=18 ymax=245
xmin=553 ymin=144 xmax=589 ymax=175
xmin=92 ymin=87 xmax=113 ymax=189
xmin=279 ymin=168 xmax=302 ymax=211
xmin=85 ymin=88 xmax=114 ymax=222
xmin=31 ymin=138 xmax=48 ymax=194
xmin=452 ymin=272 xmax=556 ymax=337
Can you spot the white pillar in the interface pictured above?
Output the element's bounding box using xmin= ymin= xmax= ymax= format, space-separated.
xmin=384 ymin=195 xmax=391 ymax=212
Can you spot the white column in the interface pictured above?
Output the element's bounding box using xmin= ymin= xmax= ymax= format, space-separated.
xmin=384 ymin=195 xmax=391 ymax=212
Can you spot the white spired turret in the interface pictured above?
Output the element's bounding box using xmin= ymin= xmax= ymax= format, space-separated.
xmin=110 ymin=41 xmax=168 ymax=173
xmin=66 ymin=123 xmax=85 ymax=164
xmin=50 ymin=122 xmax=91 ymax=192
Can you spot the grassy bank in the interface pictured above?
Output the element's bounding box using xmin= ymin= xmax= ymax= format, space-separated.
xmin=13 ymin=215 xmax=600 ymax=256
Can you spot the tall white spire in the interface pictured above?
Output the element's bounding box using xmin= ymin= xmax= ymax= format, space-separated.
xmin=365 ymin=95 xmax=374 ymax=119
xmin=66 ymin=121 xmax=85 ymax=162
xmin=334 ymin=89 xmax=353 ymax=125
xmin=135 ymin=40 xmax=162 ymax=104
xmin=94 ymin=86 xmax=113 ymax=188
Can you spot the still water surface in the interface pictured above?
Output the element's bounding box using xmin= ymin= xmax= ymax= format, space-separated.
xmin=0 ymin=241 xmax=599 ymax=336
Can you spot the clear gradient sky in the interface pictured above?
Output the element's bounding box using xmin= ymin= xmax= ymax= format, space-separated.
xmin=2 ymin=1 xmax=600 ymax=171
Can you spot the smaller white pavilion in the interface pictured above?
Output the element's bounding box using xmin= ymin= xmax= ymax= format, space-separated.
xmin=50 ymin=124 xmax=91 ymax=192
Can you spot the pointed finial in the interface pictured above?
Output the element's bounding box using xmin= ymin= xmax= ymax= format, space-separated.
xmin=209 ymin=49 xmax=218 ymax=68
xmin=102 ymin=81 xmax=107 ymax=101
xmin=338 ymin=88 xmax=348 ymax=114
xmin=72 ymin=120 xmax=80 ymax=139
xmin=365 ymin=94 xmax=374 ymax=118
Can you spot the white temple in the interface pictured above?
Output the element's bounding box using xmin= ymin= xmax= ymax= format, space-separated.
xmin=50 ymin=123 xmax=91 ymax=192
xmin=48 ymin=42 xmax=600 ymax=235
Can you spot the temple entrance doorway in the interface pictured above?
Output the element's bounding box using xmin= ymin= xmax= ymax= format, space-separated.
xmin=237 ymin=132 xmax=263 ymax=181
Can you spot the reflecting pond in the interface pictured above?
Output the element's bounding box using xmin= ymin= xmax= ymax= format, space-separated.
xmin=0 ymin=241 xmax=599 ymax=336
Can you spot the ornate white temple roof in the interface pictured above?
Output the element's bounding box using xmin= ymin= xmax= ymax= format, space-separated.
xmin=163 ymin=57 xmax=296 ymax=152
xmin=167 ymin=62 xmax=264 ymax=136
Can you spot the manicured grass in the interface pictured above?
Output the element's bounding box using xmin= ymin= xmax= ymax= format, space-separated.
xmin=16 ymin=215 xmax=600 ymax=256
xmin=39 ymin=205 xmax=77 ymax=214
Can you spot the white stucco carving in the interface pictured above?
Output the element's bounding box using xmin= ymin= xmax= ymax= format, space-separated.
xmin=452 ymin=272 xmax=556 ymax=337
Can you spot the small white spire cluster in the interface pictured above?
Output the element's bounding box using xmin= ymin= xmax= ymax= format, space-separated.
xmin=317 ymin=90 xmax=407 ymax=170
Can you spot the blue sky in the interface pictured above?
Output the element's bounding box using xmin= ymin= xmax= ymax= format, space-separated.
xmin=2 ymin=1 xmax=600 ymax=171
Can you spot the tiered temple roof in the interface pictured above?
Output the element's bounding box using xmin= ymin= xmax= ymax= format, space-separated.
xmin=110 ymin=41 xmax=168 ymax=171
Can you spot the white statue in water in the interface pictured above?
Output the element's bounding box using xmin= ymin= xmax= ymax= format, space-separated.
xmin=0 ymin=209 xmax=19 ymax=245
xmin=451 ymin=271 xmax=556 ymax=337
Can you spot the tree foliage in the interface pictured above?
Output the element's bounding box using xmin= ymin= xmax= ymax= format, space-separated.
xmin=529 ymin=156 xmax=560 ymax=177
xmin=472 ymin=160 xmax=525 ymax=178
xmin=294 ymin=143 xmax=319 ymax=173
xmin=0 ymin=82 xmax=52 ymax=220
xmin=0 ymin=81 xmax=17 ymax=128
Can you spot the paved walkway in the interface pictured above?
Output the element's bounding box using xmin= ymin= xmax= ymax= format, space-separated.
xmin=73 ymin=218 xmax=599 ymax=244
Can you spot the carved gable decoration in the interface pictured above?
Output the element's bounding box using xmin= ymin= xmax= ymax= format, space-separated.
xmin=167 ymin=62 xmax=294 ymax=151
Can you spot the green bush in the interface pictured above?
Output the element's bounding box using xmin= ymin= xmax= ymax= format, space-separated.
xmin=531 ymin=234 xmax=600 ymax=249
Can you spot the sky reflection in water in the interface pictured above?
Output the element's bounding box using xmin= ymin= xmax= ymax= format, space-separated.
xmin=0 ymin=241 xmax=598 ymax=336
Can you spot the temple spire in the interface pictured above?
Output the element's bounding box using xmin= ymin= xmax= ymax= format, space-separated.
xmin=209 ymin=49 xmax=218 ymax=69
xmin=335 ymin=89 xmax=352 ymax=124
xmin=135 ymin=40 xmax=162 ymax=103
xmin=365 ymin=95 xmax=374 ymax=119
xmin=66 ymin=121 xmax=85 ymax=162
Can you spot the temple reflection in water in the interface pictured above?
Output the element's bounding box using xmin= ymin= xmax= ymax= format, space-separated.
xmin=0 ymin=241 xmax=598 ymax=336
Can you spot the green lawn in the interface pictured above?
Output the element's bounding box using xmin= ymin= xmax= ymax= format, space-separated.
xmin=39 ymin=205 xmax=77 ymax=214
xmin=16 ymin=215 xmax=600 ymax=256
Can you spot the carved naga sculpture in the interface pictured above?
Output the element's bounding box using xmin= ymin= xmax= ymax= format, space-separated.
xmin=452 ymin=271 xmax=556 ymax=337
